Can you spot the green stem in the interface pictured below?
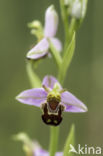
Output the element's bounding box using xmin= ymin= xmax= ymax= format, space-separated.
xmin=49 ymin=126 xmax=59 ymax=156
xmin=69 ymin=18 xmax=76 ymax=35
xmin=64 ymin=18 xmax=76 ymax=53
xmin=60 ymin=0 xmax=69 ymax=46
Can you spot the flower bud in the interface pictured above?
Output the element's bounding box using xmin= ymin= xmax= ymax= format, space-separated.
xmin=28 ymin=20 xmax=42 ymax=29
xmin=64 ymin=0 xmax=72 ymax=6
xmin=66 ymin=0 xmax=88 ymax=19
xmin=71 ymin=0 xmax=82 ymax=19
xmin=28 ymin=20 xmax=43 ymax=40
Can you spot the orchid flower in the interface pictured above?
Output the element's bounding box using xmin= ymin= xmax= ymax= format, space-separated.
xmin=13 ymin=132 xmax=63 ymax=156
xmin=16 ymin=76 xmax=87 ymax=126
xmin=27 ymin=5 xmax=62 ymax=60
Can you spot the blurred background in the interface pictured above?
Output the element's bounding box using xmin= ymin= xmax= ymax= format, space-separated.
xmin=0 ymin=0 xmax=103 ymax=155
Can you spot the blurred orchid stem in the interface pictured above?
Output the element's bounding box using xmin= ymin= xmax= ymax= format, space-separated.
xmin=49 ymin=126 xmax=59 ymax=156
xmin=60 ymin=0 xmax=69 ymax=48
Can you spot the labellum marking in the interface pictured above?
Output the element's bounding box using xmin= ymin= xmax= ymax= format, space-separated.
xmin=41 ymin=91 xmax=64 ymax=126
xmin=42 ymin=103 xmax=63 ymax=126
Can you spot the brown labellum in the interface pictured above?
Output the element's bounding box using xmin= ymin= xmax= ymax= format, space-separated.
xmin=42 ymin=103 xmax=63 ymax=126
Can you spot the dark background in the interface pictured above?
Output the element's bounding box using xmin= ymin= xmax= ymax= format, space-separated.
xmin=0 ymin=0 xmax=103 ymax=155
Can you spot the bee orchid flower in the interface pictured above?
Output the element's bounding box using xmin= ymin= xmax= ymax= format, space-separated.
xmin=27 ymin=5 xmax=62 ymax=60
xmin=16 ymin=76 xmax=88 ymax=126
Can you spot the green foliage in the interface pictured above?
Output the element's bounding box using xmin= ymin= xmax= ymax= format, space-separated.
xmin=63 ymin=125 xmax=75 ymax=156
xmin=58 ymin=33 xmax=75 ymax=84
xmin=49 ymin=39 xmax=62 ymax=69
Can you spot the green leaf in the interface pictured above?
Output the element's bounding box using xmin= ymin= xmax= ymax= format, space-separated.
xmin=49 ymin=39 xmax=62 ymax=69
xmin=63 ymin=124 xmax=75 ymax=156
xmin=58 ymin=33 xmax=75 ymax=84
xmin=63 ymin=32 xmax=75 ymax=71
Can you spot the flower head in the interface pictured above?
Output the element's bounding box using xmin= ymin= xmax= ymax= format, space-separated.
xmin=16 ymin=76 xmax=88 ymax=126
xmin=27 ymin=5 xmax=62 ymax=60
xmin=14 ymin=132 xmax=63 ymax=156
xmin=65 ymin=0 xmax=88 ymax=19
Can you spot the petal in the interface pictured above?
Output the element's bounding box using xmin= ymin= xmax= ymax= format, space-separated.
xmin=61 ymin=91 xmax=88 ymax=112
xmin=26 ymin=38 xmax=49 ymax=60
xmin=42 ymin=75 xmax=62 ymax=89
xmin=16 ymin=88 xmax=47 ymax=107
xmin=44 ymin=5 xmax=59 ymax=37
xmin=56 ymin=152 xmax=63 ymax=156
xmin=50 ymin=37 xmax=62 ymax=52
xmin=34 ymin=148 xmax=63 ymax=156
xmin=34 ymin=148 xmax=49 ymax=156
xmin=33 ymin=141 xmax=63 ymax=156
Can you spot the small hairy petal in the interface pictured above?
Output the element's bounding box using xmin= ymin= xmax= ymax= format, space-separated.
xmin=50 ymin=37 xmax=62 ymax=52
xmin=61 ymin=91 xmax=88 ymax=112
xmin=16 ymin=88 xmax=47 ymax=107
xmin=44 ymin=5 xmax=59 ymax=38
xmin=26 ymin=38 xmax=49 ymax=60
xmin=42 ymin=75 xmax=61 ymax=89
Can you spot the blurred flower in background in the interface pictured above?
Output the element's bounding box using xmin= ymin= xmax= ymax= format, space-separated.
xmin=13 ymin=133 xmax=63 ymax=156
xmin=27 ymin=5 xmax=62 ymax=60
xmin=65 ymin=0 xmax=88 ymax=19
